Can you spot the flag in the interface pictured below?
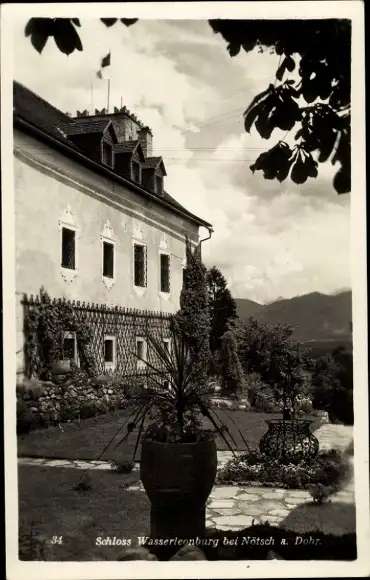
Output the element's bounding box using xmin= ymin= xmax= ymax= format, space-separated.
xmin=101 ymin=52 xmax=111 ymax=68
xmin=96 ymin=52 xmax=111 ymax=79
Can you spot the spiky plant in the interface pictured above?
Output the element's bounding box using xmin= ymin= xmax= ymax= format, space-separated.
xmin=97 ymin=326 xmax=249 ymax=461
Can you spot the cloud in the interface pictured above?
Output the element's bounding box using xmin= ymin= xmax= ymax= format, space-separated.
xmin=13 ymin=18 xmax=351 ymax=303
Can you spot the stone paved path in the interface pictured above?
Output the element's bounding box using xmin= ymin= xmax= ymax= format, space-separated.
xmin=18 ymin=424 xmax=354 ymax=532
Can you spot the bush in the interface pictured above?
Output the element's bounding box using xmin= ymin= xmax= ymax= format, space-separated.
xmin=17 ymin=400 xmax=37 ymax=434
xmin=210 ymin=396 xmax=251 ymax=411
xmin=16 ymin=370 xmax=127 ymax=432
xmin=312 ymin=348 xmax=353 ymax=425
xmin=111 ymin=459 xmax=135 ymax=473
xmin=308 ymin=483 xmax=336 ymax=504
xmin=218 ymin=331 xmax=246 ymax=396
xmin=254 ymin=387 xmax=282 ymax=413
xmin=295 ymin=395 xmax=313 ymax=415
xmin=216 ymin=448 xmax=350 ymax=490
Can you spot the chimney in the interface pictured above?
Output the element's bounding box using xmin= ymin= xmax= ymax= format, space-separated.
xmin=138 ymin=126 xmax=153 ymax=158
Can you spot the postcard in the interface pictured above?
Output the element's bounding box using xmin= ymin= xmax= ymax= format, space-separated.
xmin=2 ymin=1 xmax=368 ymax=578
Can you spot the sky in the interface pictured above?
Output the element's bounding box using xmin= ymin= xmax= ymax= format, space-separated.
xmin=13 ymin=18 xmax=351 ymax=304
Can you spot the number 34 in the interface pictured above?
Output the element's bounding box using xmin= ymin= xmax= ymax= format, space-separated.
xmin=51 ymin=536 xmax=63 ymax=544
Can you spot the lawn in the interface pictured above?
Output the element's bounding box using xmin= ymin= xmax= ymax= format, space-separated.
xmin=18 ymin=465 xmax=148 ymax=561
xmin=17 ymin=410 xmax=320 ymax=462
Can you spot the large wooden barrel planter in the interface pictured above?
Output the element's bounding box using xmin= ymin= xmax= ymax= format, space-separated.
xmin=140 ymin=438 xmax=217 ymax=540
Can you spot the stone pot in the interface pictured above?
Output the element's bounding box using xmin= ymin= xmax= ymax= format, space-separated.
xmin=140 ymin=438 xmax=217 ymax=541
xmin=259 ymin=419 xmax=319 ymax=464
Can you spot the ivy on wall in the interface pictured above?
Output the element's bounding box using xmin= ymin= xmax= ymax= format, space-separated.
xmin=24 ymin=288 xmax=96 ymax=380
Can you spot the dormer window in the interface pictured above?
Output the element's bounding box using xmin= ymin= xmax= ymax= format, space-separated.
xmin=132 ymin=160 xmax=141 ymax=183
xmin=102 ymin=141 xmax=113 ymax=167
xmin=155 ymin=175 xmax=163 ymax=195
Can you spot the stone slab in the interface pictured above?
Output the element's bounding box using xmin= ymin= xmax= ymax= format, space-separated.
xmin=286 ymin=490 xmax=311 ymax=498
xmin=235 ymin=504 xmax=270 ymax=517
xmin=284 ymin=496 xmax=310 ymax=505
xmin=211 ymin=487 xmax=241 ymax=499
xmin=213 ymin=514 xmax=259 ymax=528
xmin=208 ymin=499 xmax=236 ymax=509
xmin=267 ymin=508 xmax=290 ymax=517
xmin=209 ymin=508 xmax=242 ymax=516
xmin=261 ymin=492 xmax=283 ymax=500
xmin=44 ymin=460 xmax=75 ymax=467
xmin=235 ymin=493 xmax=260 ymax=502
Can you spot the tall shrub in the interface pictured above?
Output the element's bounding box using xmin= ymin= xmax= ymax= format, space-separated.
xmin=312 ymin=346 xmax=353 ymax=424
xmin=172 ymin=238 xmax=211 ymax=390
xmin=229 ymin=317 xmax=309 ymax=415
xmin=206 ymin=266 xmax=237 ymax=353
xmin=218 ymin=330 xmax=246 ymax=396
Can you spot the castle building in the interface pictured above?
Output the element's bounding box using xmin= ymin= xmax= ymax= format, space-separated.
xmin=13 ymin=82 xmax=212 ymax=378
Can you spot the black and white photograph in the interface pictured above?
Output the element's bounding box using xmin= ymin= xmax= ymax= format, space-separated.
xmin=2 ymin=2 xmax=368 ymax=578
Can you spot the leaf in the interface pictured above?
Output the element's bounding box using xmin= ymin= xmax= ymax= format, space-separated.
xmin=242 ymin=39 xmax=256 ymax=53
xmin=250 ymin=142 xmax=293 ymax=183
xmin=100 ymin=18 xmax=118 ymax=27
xmin=255 ymin=104 xmax=275 ymax=139
xmin=25 ymin=19 xmax=35 ymax=37
xmin=290 ymin=148 xmax=318 ymax=184
xmin=333 ymin=166 xmax=350 ymax=194
xmin=244 ymin=84 xmax=274 ymax=134
xmin=276 ymin=55 xmax=295 ymax=82
xmin=121 ymin=18 xmax=139 ymax=27
xmin=53 ymin=19 xmax=83 ymax=55
xmin=228 ymin=42 xmax=241 ymax=57
xmin=24 ymin=18 xmax=54 ymax=54
xmin=317 ymin=129 xmax=337 ymax=163
xmin=285 ymin=55 xmax=295 ymax=72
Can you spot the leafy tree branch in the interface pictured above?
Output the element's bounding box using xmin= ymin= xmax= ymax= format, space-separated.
xmin=24 ymin=17 xmax=351 ymax=194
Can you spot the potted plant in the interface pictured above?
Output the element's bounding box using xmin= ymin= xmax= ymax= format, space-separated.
xmin=51 ymin=358 xmax=71 ymax=375
xmin=103 ymin=326 xmax=238 ymax=541
xmin=259 ymin=347 xmax=319 ymax=463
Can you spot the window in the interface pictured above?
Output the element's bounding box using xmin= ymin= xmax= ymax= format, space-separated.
xmin=132 ymin=161 xmax=141 ymax=183
xmin=102 ymin=241 xmax=114 ymax=279
xmin=160 ymin=253 xmax=170 ymax=293
xmin=163 ymin=338 xmax=171 ymax=355
xmin=61 ymin=227 xmax=76 ymax=270
xmin=155 ymin=175 xmax=163 ymax=195
xmin=134 ymin=244 xmax=147 ymax=287
xmin=136 ymin=337 xmax=147 ymax=369
xmin=102 ymin=141 xmax=112 ymax=167
xmin=104 ymin=335 xmax=116 ymax=370
xmin=62 ymin=332 xmax=78 ymax=364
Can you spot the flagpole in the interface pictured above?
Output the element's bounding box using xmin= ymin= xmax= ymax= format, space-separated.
xmin=90 ymin=82 xmax=94 ymax=115
xmin=107 ymin=48 xmax=111 ymax=113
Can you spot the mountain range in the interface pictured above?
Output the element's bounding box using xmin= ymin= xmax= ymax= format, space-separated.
xmin=235 ymin=290 xmax=352 ymax=345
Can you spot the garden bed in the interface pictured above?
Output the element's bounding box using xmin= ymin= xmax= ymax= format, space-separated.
xmin=216 ymin=448 xmax=351 ymax=492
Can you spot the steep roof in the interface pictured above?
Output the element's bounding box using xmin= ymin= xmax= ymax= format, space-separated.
xmin=59 ymin=119 xmax=111 ymax=135
xmin=14 ymin=82 xmax=74 ymax=145
xmin=143 ymin=156 xmax=167 ymax=176
xmin=114 ymin=140 xmax=140 ymax=153
xmin=13 ymin=81 xmax=212 ymax=229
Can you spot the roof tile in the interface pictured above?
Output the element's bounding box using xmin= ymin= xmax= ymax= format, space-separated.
xmin=114 ymin=140 xmax=139 ymax=153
